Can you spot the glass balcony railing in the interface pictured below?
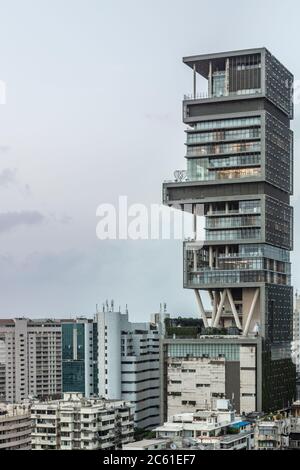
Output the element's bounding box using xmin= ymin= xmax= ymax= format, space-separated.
xmin=186 ymin=142 xmax=261 ymax=157
xmin=186 ymin=117 xmax=261 ymax=132
xmin=206 ymin=215 xmax=261 ymax=229
xmin=186 ymin=129 xmax=261 ymax=145
xmin=183 ymin=88 xmax=262 ymax=101
xmin=205 ymin=228 xmax=261 ymax=241
xmin=209 ymin=154 xmax=261 ymax=169
xmin=185 ymin=270 xmax=290 ymax=286
xmin=187 ymin=167 xmax=261 ymax=182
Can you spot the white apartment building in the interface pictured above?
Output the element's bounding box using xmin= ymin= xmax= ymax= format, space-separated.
xmin=0 ymin=318 xmax=62 ymax=402
xmin=97 ymin=304 xmax=161 ymax=429
xmin=0 ymin=403 xmax=32 ymax=450
xmin=155 ymin=400 xmax=253 ymax=450
xmin=31 ymin=392 xmax=134 ymax=450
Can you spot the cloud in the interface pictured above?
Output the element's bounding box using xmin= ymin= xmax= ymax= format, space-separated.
xmin=0 ymin=168 xmax=31 ymax=195
xmin=0 ymin=211 xmax=45 ymax=233
xmin=0 ymin=168 xmax=17 ymax=187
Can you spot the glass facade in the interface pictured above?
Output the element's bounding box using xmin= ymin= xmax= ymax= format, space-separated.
xmin=168 ymin=342 xmax=240 ymax=361
xmin=186 ymin=127 xmax=260 ymax=144
xmin=206 ymin=228 xmax=261 ymax=241
xmin=189 ymin=117 xmax=261 ymax=131
xmin=62 ymin=323 xmax=85 ymax=394
xmin=186 ymin=141 xmax=261 ymax=157
xmin=206 ymin=215 xmax=261 ymax=229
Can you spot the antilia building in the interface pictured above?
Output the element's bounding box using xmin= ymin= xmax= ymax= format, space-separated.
xmin=162 ymin=48 xmax=296 ymax=418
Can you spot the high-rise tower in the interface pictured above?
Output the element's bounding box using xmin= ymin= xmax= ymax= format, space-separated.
xmin=162 ymin=48 xmax=296 ymax=414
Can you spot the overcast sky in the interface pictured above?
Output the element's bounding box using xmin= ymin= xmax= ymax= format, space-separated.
xmin=0 ymin=0 xmax=300 ymax=321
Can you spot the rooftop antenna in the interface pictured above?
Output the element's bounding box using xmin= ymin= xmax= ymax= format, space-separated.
xmin=102 ymin=303 xmax=105 ymax=313
xmin=111 ymin=300 xmax=114 ymax=312
xmin=105 ymin=300 xmax=109 ymax=312
xmin=164 ymin=303 xmax=167 ymax=313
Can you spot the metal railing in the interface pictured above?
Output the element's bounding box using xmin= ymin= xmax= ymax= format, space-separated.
xmin=184 ymin=89 xmax=262 ymax=101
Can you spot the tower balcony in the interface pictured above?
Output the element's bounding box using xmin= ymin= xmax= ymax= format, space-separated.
xmin=184 ymin=241 xmax=291 ymax=289
xmin=185 ymin=269 xmax=290 ymax=289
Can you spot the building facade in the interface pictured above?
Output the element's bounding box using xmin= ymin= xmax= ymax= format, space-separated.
xmin=61 ymin=319 xmax=98 ymax=397
xmin=31 ymin=393 xmax=134 ymax=450
xmin=162 ymin=336 xmax=259 ymax=416
xmin=162 ymin=48 xmax=296 ymax=414
xmin=0 ymin=403 xmax=32 ymax=450
xmin=293 ymin=293 xmax=300 ymax=376
xmin=97 ymin=304 xmax=161 ymax=429
xmin=254 ymin=419 xmax=290 ymax=450
xmin=0 ymin=319 xmax=62 ymax=402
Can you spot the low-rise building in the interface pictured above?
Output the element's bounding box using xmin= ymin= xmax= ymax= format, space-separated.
xmin=0 ymin=403 xmax=32 ymax=450
xmin=31 ymin=392 xmax=134 ymax=450
xmin=123 ymin=438 xmax=170 ymax=450
xmin=154 ymin=399 xmax=253 ymax=450
xmin=289 ymin=401 xmax=300 ymax=449
xmin=254 ymin=418 xmax=290 ymax=450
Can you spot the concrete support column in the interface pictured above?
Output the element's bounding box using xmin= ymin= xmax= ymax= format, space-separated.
xmin=209 ymin=246 xmax=213 ymax=268
xmin=215 ymin=247 xmax=219 ymax=268
xmin=226 ymin=289 xmax=242 ymax=330
xmin=225 ymin=57 xmax=230 ymax=96
xmin=208 ymin=61 xmax=212 ymax=97
xmin=193 ymin=248 xmax=197 ymax=271
xmin=212 ymin=291 xmax=218 ymax=325
xmin=193 ymin=204 xmax=197 ymax=240
xmin=194 ymin=289 xmax=209 ymax=328
xmin=213 ymin=289 xmax=227 ymax=328
xmin=243 ymin=288 xmax=260 ymax=336
xmin=193 ymin=64 xmax=197 ymax=99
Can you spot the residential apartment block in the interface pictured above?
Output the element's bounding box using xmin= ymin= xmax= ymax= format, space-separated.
xmin=0 ymin=403 xmax=32 ymax=450
xmin=0 ymin=318 xmax=62 ymax=402
xmin=31 ymin=392 xmax=134 ymax=450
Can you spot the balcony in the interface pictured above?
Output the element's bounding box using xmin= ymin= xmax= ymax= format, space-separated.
xmin=205 ymin=228 xmax=261 ymax=242
xmin=185 ymin=269 xmax=289 ymax=288
xmin=183 ymin=88 xmax=262 ymax=102
xmin=206 ymin=215 xmax=261 ymax=230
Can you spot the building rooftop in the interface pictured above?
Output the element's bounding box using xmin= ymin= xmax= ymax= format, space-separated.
xmin=123 ymin=439 xmax=169 ymax=449
xmin=183 ymin=47 xmax=266 ymax=79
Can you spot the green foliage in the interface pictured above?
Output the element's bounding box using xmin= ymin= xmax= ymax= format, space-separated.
xmin=227 ymin=427 xmax=240 ymax=435
xmin=134 ymin=428 xmax=156 ymax=441
xmin=166 ymin=326 xmax=199 ymax=338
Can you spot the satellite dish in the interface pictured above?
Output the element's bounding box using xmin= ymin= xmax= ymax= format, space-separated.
xmin=170 ymin=443 xmax=177 ymax=450
xmin=174 ymin=170 xmax=187 ymax=182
